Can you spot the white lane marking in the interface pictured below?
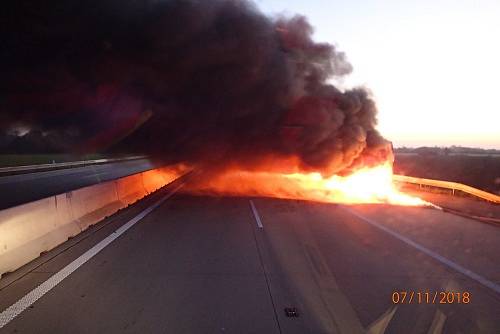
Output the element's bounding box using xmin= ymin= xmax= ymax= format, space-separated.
xmin=343 ymin=208 xmax=500 ymax=295
xmin=0 ymin=183 xmax=184 ymax=329
xmin=428 ymin=309 xmax=447 ymax=334
xmin=249 ymin=200 xmax=263 ymax=229
xmin=367 ymin=305 xmax=398 ymax=334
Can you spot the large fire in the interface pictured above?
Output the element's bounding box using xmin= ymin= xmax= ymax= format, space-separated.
xmin=187 ymin=162 xmax=428 ymax=206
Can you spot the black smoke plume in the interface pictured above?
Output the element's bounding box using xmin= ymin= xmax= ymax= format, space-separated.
xmin=1 ymin=0 xmax=392 ymax=175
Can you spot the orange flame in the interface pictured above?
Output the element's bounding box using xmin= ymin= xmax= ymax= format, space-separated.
xmin=187 ymin=162 xmax=428 ymax=206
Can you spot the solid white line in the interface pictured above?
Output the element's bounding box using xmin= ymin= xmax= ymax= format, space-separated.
xmin=344 ymin=207 xmax=500 ymax=295
xmin=0 ymin=183 xmax=184 ymax=329
xmin=249 ymin=200 xmax=263 ymax=228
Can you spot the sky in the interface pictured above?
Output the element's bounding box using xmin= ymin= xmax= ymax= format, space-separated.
xmin=257 ymin=0 xmax=500 ymax=148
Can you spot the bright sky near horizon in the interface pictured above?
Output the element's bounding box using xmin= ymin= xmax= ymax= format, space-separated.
xmin=257 ymin=0 xmax=500 ymax=148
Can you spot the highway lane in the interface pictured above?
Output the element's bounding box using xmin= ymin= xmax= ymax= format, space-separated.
xmin=0 ymin=187 xmax=499 ymax=333
xmin=0 ymin=158 xmax=160 ymax=210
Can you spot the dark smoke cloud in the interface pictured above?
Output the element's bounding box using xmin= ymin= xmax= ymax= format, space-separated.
xmin=1 ymin=0 xmax=392 ymax=175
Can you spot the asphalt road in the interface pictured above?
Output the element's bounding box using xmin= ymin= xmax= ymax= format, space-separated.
xmin=0 ymin=184 xmax=499 ymax=333
xmin=0 ymin=158 xmax=159 ymax=210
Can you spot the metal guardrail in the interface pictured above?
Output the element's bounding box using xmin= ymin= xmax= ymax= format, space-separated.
xmin=0 ymin=156 xmax=147 ymax=175
xmin=393 ymin=174 xmax=500 ymax=204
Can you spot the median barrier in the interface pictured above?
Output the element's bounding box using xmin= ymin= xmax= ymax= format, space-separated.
xmin=68 ymin=182 xmax=124 ymax=231
xmin=141 ymin=169 xmax=165 ymax=194
xmin=0 ymin=196 xmax=80 ymax=276
xmin=115 ymin=173 xmax=147 ymax=205
xmin=0 ymin=165 xmax=186 ymax=278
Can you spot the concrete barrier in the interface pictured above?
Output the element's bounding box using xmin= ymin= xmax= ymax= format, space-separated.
xmin=141 ymin=169 xmax=167 ymax=194
xmin=68 ymin=182 xmax=125 ymax=232
xmin=0 ymin=196 xmax=81 ymax=275
xmin=142 ymin=167 xmax=184 ymax=194
xmin=115 ymin=173 xmax=147 ymax=205
xmin=0 ymin=165 xmax=187 ymax=278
